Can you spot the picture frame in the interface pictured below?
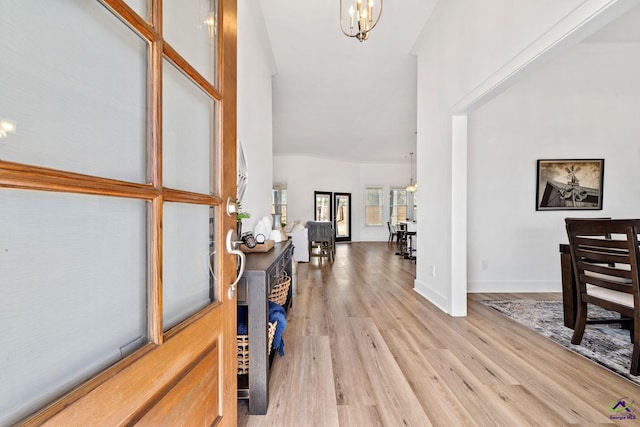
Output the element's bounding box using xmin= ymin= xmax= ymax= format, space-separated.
xmin=536 ymin=159 xmax=604 ymax=211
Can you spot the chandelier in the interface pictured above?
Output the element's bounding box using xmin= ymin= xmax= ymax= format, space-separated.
xmin=406 ymin=152 xmax=417 ymax=193
xmin=339 ymin=0 xmax=383 ymax=42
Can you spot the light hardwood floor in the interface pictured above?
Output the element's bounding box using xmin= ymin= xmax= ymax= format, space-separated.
xmin=238 ymin=242 xmax=640 ymax=426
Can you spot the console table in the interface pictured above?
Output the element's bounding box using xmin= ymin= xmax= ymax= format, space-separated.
xmin=237 ymin=240 xmax=293 ymax=415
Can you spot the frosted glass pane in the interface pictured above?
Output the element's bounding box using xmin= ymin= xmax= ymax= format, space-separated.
xmin=163 ymin=60 xmax=216 ymax=194
xmin=163 ymin=203 xmax=215 ymax=330
xmin=0 ymin=1 xmax=147 ymax=183
xmin=0 ymin=189 xmax=148 ymax=426
xmin=164 ymin=0 xmax=219 ymax=86
xmin=123 ymin=0 xmax=147 ymax=20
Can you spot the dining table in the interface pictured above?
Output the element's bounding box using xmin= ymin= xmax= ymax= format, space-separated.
xmin=396 ymin=222 xmax=417 ymax=260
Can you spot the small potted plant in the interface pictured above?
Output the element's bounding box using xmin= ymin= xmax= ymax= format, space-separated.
xmin=236 ymin=200 xmax=250 ymax=236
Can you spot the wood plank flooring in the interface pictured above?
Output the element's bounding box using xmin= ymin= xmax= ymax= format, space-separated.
xmin=238 ymin=242 xmax=640 ymax=426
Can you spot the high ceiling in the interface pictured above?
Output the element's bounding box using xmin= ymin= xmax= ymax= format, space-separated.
xmin=259 ymin=1 xmax=640 ymax=164
xmin=259 ymin=0 xmax=437 ymax=163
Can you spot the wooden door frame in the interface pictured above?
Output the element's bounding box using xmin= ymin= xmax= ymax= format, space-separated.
xmin=220 ymin=0 xmax=238 ymax=423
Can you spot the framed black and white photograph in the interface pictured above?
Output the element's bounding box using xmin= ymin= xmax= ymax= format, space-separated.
xmin=536 ymin=159 xmax=604 ymax=211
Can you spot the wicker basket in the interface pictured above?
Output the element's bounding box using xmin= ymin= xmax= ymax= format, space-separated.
xmin=268 ymin=272 xmax=291 ymax=306
xmin=237 ymin=320 xmax=277 ymax=375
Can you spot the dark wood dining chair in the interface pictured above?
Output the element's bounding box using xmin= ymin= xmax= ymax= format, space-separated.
xmin=565 ymin=218 xmax=640 ymax=375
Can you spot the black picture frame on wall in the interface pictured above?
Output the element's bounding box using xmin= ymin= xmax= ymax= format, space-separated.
xmin=536 ymin=159 xmax=604 ymax=211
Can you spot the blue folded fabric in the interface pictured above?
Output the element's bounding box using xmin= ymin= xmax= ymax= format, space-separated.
xmin=269 ymin=301 xmax=287 ymax=356
xmin=237 ymin=305 xmax=248 ymax=335
xmin=238 ymin=303 xmax=287 ymax=355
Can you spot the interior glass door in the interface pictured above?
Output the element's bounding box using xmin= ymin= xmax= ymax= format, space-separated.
xmin=334 ymin=192 xmax=351 ymax=242
xmin=314 ymin=191 xmax=332 ymax=221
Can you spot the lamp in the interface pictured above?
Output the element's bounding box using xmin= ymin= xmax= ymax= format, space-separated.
xmin=406 ymin=152 xmax=417 ymax=193
xmin=339 ymin=0 xmax=383 ymax=42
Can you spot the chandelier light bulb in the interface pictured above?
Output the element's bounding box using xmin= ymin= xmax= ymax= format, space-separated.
xmin=349 ymin=6 xmax=354 ymax=29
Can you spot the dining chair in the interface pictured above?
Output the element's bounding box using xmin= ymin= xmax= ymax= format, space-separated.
xmin=565 ymin=218 xmax=640 ymax=375
xmin=387 ymin=221 xmax=397 ymax=243
xmin=307 ymin=221 xmax=335 ymax=262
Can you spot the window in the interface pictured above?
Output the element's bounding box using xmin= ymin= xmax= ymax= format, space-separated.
xmin=272 ymin=183 xmax=287 ymax=225
xmin=364 ymin=187 xmax=383 ymax=226
xmin=389 ymin=188 xmax=407 ymax=225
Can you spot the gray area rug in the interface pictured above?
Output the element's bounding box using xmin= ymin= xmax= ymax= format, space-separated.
xmin=479 ymin=299 xmax=639 ymax=386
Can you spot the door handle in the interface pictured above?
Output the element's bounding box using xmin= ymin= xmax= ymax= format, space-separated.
xmin=226 ymin=196 xmax=238 ymax=216
xmin=226 ymin=229 xmax=245 ymax=299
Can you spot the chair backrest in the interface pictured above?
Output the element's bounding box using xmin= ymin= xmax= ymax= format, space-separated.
xmin=565 ymin=218 xmax=640 ymax=310
xmin=307 ymin=221 xmax=334 ymax=241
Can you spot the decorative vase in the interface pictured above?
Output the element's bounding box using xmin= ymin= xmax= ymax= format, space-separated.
xmin=271 ymin=213 xmax=282 ymax=230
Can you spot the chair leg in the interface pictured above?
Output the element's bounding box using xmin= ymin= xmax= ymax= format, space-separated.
xmin=631 ymin=318 xmax=640 ymax=375
xmin=571 ymin=300 xmax=588 ymax=345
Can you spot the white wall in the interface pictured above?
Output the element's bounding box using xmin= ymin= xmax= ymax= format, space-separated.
xmin=467 ymin=42 xmax=640 ymax=292
xmin=273 ymin=154 xmax=411 ymax=242
xmin=412 ymin=0 xmax=636 ymax=315
xmin=237 ymin=1 xmax=276 ymax=230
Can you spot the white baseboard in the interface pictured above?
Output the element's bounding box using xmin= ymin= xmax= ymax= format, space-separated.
xmin=413 ymin=278 xmax=450 ymax=314
xmin=467 ymin=280 xmax=562 ymax=293
xmin=413 ymin=279 xmax=562 ymax=314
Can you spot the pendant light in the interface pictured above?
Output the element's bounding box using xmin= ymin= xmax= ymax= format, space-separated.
xmin=406 ymin=152 xmax=417 ymax=192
